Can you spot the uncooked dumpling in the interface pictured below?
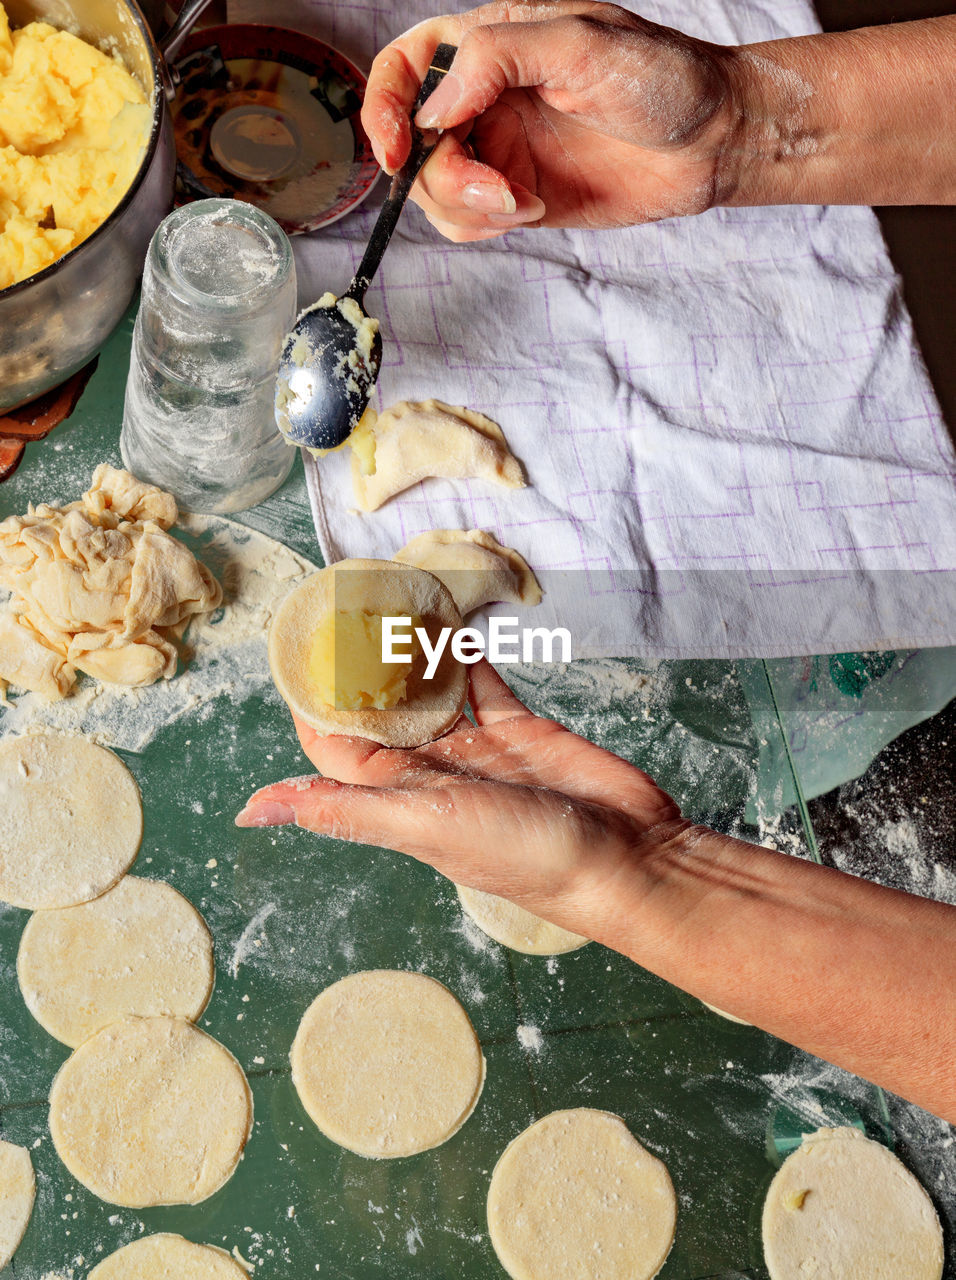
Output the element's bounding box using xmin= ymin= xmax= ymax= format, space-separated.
xmin=762 ymin=1126 xmax=943 ymax=1280
xmin=49 ymin=1015 xmax=252 ymax=1207
xmin=89 ymin=1234 xmax=249 ymax=1279
xmin=291 ymin=970 xmax=485 ymax=1158
xmin=18 ymin=876 xmax=215 ymax=1047
xmin=269 ymin=559 xmax=468 ymax=748
xmin=0 ymin=733 xmax=142 ymax=910
xmin=456 ymin=884 xmax=588 ymax=955
xmin=394 ymin=529 xmax=541 ymax=616
xmin=0 ymin=1140 xmax=35 ymax=1270
xmin=351 ymin=399 xmax=526 ymax=511
xmin=487 ymin=1109 xmax=677 ymax=1280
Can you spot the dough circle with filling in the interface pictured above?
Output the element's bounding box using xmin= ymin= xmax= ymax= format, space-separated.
xmin=291 ymin=969 xmax=485 ymax=1158
xmin=49 ymin=1016 xmax=252 ymax=1207
xmin=88 ymin=1234 xmax=249 ymax=1279
xmin=762 ymin=1126 xmax=943 ymax=1280
xmin=487 ymin=1108 xmax=677 ymax=1280
xmin=0 ymin=1139 xmax=35 ymax=1270
xmin=456 ymin=884 xmax=588 ymax=955
xmin=18 ymin=876 xmax=215 ymax=1047
xmin=0 ymin=733 xmax=142 ymax=909
xmin=269 ymin=559 xmax=468 ymax=747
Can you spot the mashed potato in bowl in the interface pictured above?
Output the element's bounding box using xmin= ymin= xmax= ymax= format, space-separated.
xmin=0 ymin=1 xmax=152 ymax=290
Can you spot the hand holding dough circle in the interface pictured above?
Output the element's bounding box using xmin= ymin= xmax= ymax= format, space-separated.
xmin=269 ymin=559 xmax=468 ymax=748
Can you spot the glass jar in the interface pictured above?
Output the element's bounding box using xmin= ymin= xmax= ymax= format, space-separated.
xmin=120 ymin=198 xmax=297 ymax=514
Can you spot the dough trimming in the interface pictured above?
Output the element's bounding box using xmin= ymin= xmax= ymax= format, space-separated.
xmin=88 ymin=1233 xmax=250 ymax=1279
xmin=18 ymin=875 xmax=214 ymax=1046
xmin=269 ymin=558 xmax=468 ymax=748
xmin=0 ymin=732 xmax=141 ymax=909
xmin=0 ymin=1139 xmax=34 ymax=1270
xmin=49 ymin=1015 xmax=252 ymax=1207
xmin=487 ymin=1108 xmax=677 ymax=1280
xmin=762 ymin=1126 xmax=943 ymax=1280
xmin=456 ymin=884 xmax=588 ymax=955
xmin=291 ymin=969 xmax=485 ymax=1158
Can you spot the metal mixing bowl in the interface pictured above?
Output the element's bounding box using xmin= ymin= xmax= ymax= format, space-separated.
xmin=0 ymin=0 xmax=175 ymax=411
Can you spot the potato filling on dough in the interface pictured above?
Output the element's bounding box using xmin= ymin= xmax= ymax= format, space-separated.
xmin=308 ymin=608 xmax=420 ymax=710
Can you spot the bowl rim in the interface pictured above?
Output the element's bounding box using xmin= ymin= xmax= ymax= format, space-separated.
xmin=0 ymin=0 xmax=167 ymax=300
xmin=170 ymin=21 xmax=382 ymax=235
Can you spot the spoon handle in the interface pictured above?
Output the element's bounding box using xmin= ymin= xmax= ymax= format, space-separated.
xmin=347 ymin=42 xmax=458 ymax=303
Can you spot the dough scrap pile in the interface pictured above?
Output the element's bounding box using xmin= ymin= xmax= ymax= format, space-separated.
xmin=0 ymin=464 xmax=222 ymax=699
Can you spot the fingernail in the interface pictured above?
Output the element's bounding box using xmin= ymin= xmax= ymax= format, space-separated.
xmin=463 ymin=183 xmax=517 ymax=214
xmin=235 ymin=800 xmax=295 ymax=827
xmin=487 ymin=194 xmax=547 ymax=224
xmin=416 ymin=72 xmax=463 ymax=127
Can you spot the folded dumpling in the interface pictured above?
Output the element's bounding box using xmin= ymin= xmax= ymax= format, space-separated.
xmin=393 ymin=528 xmax=541 ymax=616
xmin=351 ymin=399 xmax=526 ymax=511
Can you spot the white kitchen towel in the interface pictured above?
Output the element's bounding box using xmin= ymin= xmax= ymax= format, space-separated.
xmin=232 ymin=0 xmax=956 ymax=657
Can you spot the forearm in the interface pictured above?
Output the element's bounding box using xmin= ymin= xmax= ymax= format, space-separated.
xmin=720 ymin=16 xmax=956 ymax=207
xmin=584 ymin=824 xmax=956 ymax=1122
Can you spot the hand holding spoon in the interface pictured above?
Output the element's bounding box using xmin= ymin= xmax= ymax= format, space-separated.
xmin=275 ymin=43 xmax=458 ymax=452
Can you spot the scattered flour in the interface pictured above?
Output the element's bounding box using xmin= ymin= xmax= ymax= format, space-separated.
xmin=516 ymin=1024 xmax=544 ymax=1055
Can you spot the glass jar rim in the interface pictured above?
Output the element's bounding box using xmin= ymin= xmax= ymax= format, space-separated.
xmin=148 ymin=198 xmax=294 ymax=312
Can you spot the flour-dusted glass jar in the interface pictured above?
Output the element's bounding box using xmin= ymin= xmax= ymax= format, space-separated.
xmin=120 ymin=198 xmax=297 ymax=514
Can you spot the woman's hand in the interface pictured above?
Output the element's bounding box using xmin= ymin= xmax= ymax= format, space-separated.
xmin=236 ymin=660 xmax=687 ymax=940
xmin=360 ymin=0 xmax=739 ymax=241
xmin=361 ymin=4 xmax=956 ymax=240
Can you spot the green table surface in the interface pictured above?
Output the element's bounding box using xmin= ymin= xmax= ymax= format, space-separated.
xmin=0 ymin=312 xmax=952 ymax=1279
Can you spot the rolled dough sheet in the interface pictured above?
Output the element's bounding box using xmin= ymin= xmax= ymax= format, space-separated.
xmin=49 ymin=1015 xmax=252 ymax=1207
xmin=0 ymin=1139 xmax=35 ymax=1270
xmin=88 ymin=1233 xmax=249 ymax=1279
xmin=0 ymin=733 xmax=141 ymax=909
xmin=487 ymin=1108 xmax=677 ymax=1280
xmin=18 ymin=875 xmax=215 ymax=1047
xmin=456 ymin=883 xmax=588 ymax=956
xmin=291 ymin=969 xmax=485 ymax=1158
xmin=762 ymin=1126 xmax=944 ymax=1280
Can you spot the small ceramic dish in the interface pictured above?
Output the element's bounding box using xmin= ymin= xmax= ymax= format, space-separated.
xmin=171 ymin=24 xmax=380 ymax=233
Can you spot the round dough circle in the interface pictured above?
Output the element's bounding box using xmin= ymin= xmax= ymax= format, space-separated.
xmin=487 ymin=1108 xmax=677 ymax=1280
xmin=18 ymin=876 xmax=215 ymax=1047
xmin=762 ymin=1126 xmax=943 ymax=1280
xmin=291 ymin=969 xmax=485 ymax=1158
xmin=49 ymin=1016 xmax=252 ymax=1207
xmin=456 ymin=884 xmax=589 ymax=956
xmin=0 ymin=1139 xmax=35 ymax=1270
xmin=89 ymin=1234 xmax=249 ymax=1279
xmin=268 ymin=559 xmax=468 ymax=747
xmin=0 ymin=733 xmax=142 ymax=909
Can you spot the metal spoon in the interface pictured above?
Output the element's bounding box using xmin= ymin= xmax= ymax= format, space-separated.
xmin=275 ymin=43 xmax=458 ymax=452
